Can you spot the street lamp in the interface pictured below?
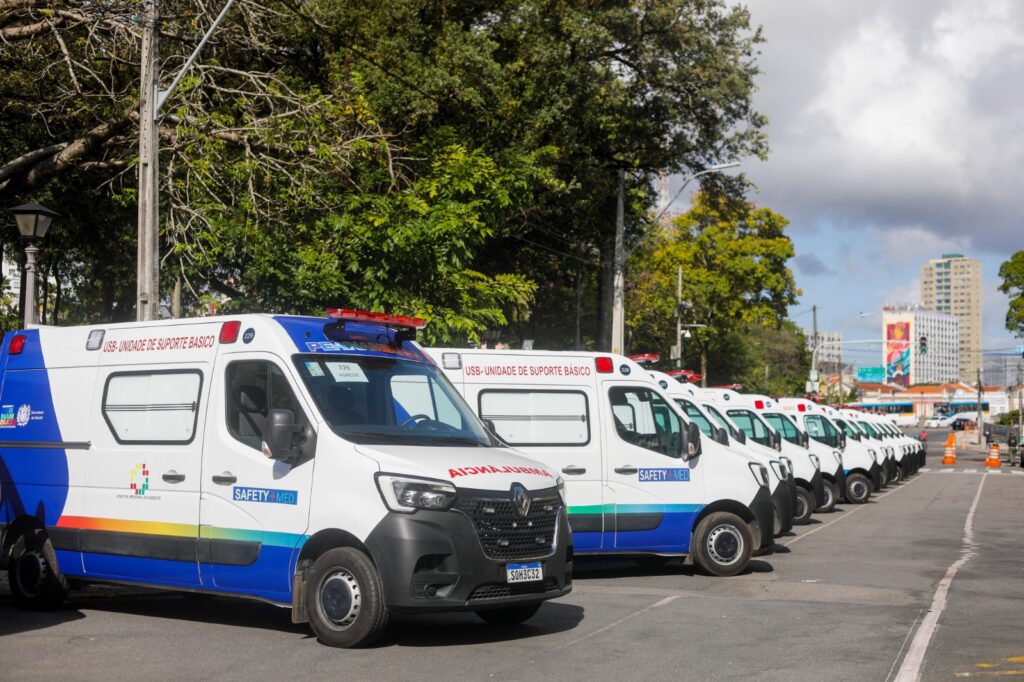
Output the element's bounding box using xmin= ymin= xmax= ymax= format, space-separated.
xmin=611 ymin=161 xmax=741 ymax=354
xmin=10 ymin=203 xmax=59 ymax=328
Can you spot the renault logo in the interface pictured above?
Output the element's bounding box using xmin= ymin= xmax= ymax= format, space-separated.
xmin=511 ymin=483 xmax=531 ymax=517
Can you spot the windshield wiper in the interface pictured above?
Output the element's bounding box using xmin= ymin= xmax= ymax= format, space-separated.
xmin=418 ymin=436 xmax=486 ymax=447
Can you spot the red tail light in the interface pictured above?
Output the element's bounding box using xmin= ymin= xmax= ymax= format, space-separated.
xmin=595 ymin=356 xmax=614 ymax=373
xmin=326 ymin=309 xmax=427 ymax=329
xmin=220 ymin=320 xmax=241 ymax=344
xmin=9 ymin=334 xmax=26 ymax=355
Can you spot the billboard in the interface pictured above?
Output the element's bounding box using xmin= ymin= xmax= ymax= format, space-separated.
xmin=857 ymin=366 xmax=885 ymax=383
xmin=885 ymin=322 xmax=911 ymax=387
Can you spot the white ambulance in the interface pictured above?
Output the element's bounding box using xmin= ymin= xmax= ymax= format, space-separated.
xmin=702 ymin=390 xmax=824 ymax=525
xmin=779 ymin=399 xmax=880 ymax=504
xmin=426 ymin=349 xmax=775 ymax=577
xmin=649 ymin=373 xmax=795 ymax=536
xmin=840 ymin=409 xmax=897 ymax=486
xmin=0 ymin=310 xmax=573 ymax=647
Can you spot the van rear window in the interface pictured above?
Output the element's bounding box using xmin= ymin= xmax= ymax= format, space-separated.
xmin=479 ymin=390 xmax=589 ymax=446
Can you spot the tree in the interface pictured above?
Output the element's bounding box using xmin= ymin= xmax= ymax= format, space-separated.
xmin=998 ymin=251 xmax=1024 ymax=338
xmin=627 ymin=193 xmax=800 ymax=384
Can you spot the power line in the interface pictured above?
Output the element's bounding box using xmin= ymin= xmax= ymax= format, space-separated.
xmin=508 ymin=235 xmax=599 ymax=266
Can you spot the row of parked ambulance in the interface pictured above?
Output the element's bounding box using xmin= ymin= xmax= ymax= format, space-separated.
xmin=0 ymin=312 xmax=925 ymax=649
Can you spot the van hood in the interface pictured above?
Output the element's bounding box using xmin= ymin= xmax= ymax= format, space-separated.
xmin=353 ymin=443 xmax=559 ymax=492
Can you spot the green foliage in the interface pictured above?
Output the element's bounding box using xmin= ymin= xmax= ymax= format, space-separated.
xmin=998 ymin=251 xmax=1024 ymax=338
xmin=627 ymin=193 xmax=801 ymax=379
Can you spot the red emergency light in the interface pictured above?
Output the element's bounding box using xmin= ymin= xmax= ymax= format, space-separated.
xmin=754 ymin=399 xmax=765 ymax=409
xmin=327 ymin=309 xmax=427 ymax=329
xmin=219 ymin=320 xmax=241 ymax=344
xmin=628 ymin=353 xmax=660 ymax=364
xmin=595 ymin=356 xmax=615 ymax=373
xmin=9 ymin=334 xmax=26 ymax=355
xmin=797 ymin=403 xmax=807 ymax=412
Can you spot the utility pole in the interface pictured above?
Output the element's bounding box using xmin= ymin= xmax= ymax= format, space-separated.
xmin=1017 ymin=362 xmax=1022 ymax=444
xmin=812 ymin=305 xmax=819 ymax=393
xmin=675 ymin=265 xmax=682 ymax=369
xmin=137 ymin=0 xmax=160 ymax=321
xmin=611 ymin=168 xmax=625 ymax=354
xmin=976 ymin=367 xmax=984 ymax=446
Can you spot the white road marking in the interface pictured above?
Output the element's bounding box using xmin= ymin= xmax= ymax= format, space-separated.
xmin=552 ymin=595 xmax=680 ymax=650
xmin=963 ymin=468 xmax=977 ymax=473
xmin=782 ymin=474 xmax=925 ymax=547
xmin=940 ymin=469 xmax=954 ymax=474
xmin=987 ymin=469 xmax=1002 ymax=475
xmin=893 ymin=474 xmax=987 ymax=682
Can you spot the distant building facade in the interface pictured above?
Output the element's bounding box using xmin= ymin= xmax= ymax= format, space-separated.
xmin=882 ymin=306 xmax=959 ymax=386
xmin=803 ymin=328 xmax=842 ymax=369
xmin=920 ymin=254 xmax=982 ymax=383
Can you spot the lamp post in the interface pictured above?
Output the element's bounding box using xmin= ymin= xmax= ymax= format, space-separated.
xmin=610 ymin=162 xmax=740 ymax=354
xmin=10 ymin=203 xmax=59 ymax=328
xmin=834 ymin=311 xmax=874 ymax=403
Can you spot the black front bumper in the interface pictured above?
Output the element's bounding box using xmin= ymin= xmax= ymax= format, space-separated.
xmin=811 ymin=469 xmax=825 ymax=506
xmin=365 ymin=502 xmax=573 ymax=614
xmin=750 ymin=485 xmax=775 ymax=551
xmin=771 ymin=479 xmax=794 ymax=535
xmin=870 ymin=461 xmax=883 ymax=490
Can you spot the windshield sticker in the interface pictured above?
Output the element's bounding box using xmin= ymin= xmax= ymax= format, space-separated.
xmin=326 ymin=361 xmax=369 ymax=383
xmin=305 ymin=361 xmax=325 ymax=377
xmin=448 ymin=465 xmax=553 ymax=479
xmin=638 ymin=468 xmax=690 ymax=482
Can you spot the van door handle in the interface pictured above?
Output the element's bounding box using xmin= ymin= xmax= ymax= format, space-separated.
xmin=162 ymin=471 xmax=186 ymax=483
xmin=212 ymin=472 xmax=237 ymax=485
xmin=561 ymin=466 xmax=586 ymax=475
xmin=614 ymin=465 xmax=638 ymax=475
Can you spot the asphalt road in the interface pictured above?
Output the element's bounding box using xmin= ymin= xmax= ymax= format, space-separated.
xmin=2 ymin=437 xmax=1023 ymax=681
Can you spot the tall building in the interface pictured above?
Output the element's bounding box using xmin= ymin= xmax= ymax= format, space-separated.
xmin=920 ymin=254 xmax=982 ymax=384
xmin=882 ymin=306 xmax=960 ymax=386
xmin=803 ymin=328 xmax=842 ymax=370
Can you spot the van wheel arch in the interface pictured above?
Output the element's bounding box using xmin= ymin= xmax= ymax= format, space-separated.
xmin=292 ymin=529 xmax=374 ymax=624
xmin=691 ymin=499 xmax=755 ymax=548
xmin=2 ymin=515 xmax=47 ymax=570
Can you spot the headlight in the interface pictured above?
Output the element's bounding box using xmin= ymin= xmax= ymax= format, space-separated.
xmin=769 ymin=460 xmax=785 ymax=481
xmin=809 ymin=454 xmax=820 ymax=471
xmin=868 ymin=448 xmax=878 ymax=463
xmin=833 ymin=450 xmax=843 ymax=467
xmin=748 ymin=462 xmax=770 ymax=487
xmin=375 ymin=473 xmax=457 ymax=513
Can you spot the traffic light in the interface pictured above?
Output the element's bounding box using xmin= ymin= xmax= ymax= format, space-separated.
xmin=919 ymin=335 xmax=927 ymax=355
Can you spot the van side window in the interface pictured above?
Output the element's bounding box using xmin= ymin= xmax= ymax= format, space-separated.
xmin=102 ymin=370 xmax=203 ymax=444
xmin=609 ymin=387 xmax=680 ymax=456
xmin=677 ymin=399 xmax=715 ymax=438
xmin=226 ymin=361 xmax=309 ymax=451
xmin=479 ymin=390 xmax=589 ymax=446
xmin=805 ymin=415 xmax=839 ymax=447
xmin=763 ymin=413 xmax=799 ymax=445
xmin=727 ymin=409 xmax=771 ymax=447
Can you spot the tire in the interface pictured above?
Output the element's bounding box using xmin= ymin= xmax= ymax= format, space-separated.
xmin=815 ymin=480 xmax=838 ymax=513
xmin=8 ymin=532 xmax=69 ymax=610
xmin=692 ymin=512 xmax=753 ymax=577
xmin=306 ymin=547 xmax=389 ymax=648
xmin=793 ymin=487 xmax=815 ymax=525
xmin=476 ymin=602 xmax=542 ymax=625
xmin=845 ymin=473 xmax=872 ymax=504
xmin=891 ymin=462 xmax=903 ymax=484
xmin=879 ymin=465 xmax=890 ymax=488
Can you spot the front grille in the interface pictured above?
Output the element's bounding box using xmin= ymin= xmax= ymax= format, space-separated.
xmin=454 ymin=493 xmax=560 ymax=561
xmin=469 ymin=578 xmax=559 ymax=601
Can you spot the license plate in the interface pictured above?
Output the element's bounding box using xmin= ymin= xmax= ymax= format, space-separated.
xmin=506 ymin=562 xmax=543 ymax=584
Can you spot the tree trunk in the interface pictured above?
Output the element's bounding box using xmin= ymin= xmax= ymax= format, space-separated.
xmin=701 ymin=350 xmax=708 ymax=388
xmin=39 ymin=264 xmax=47 ymax=325
xmin=53 ymin=265 xmax=61 ymax=325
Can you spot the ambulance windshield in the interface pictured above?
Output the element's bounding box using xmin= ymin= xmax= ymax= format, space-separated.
xmin=295 ymin=354 xmax=497 ymax=447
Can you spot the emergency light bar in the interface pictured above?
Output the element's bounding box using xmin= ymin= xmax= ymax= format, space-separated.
xmin=628 ymin=353 xmax=660 ymax=364
xmin=326 ymin=309 xmax=427 ymax=329
xmin=9 ymin=334 xmax=26 ymax=355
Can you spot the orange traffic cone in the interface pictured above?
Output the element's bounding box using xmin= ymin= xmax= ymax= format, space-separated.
xmin=942 ymin=446 xmax=956 ymax=466
xmin=985 ymin=443 xmax=1001 ymax=468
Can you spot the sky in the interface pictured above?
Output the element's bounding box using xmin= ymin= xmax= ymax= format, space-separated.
xmin=669 ymin=0 xmax=1024 ymax=374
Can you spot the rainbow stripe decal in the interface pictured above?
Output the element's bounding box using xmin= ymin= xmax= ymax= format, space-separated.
xmin=56 ymin=516 xmax=306 ymax=548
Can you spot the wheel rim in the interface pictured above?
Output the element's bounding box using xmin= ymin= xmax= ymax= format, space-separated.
xmin=706 ymin=524 xmax=743 ymax=566
xmin=823 ymin=484 xmax=834 ymax=508
xmin=850 ymin=480 xmax=868 ymax=501
xmin=15 ymin=549 xmax=46 ymax=597
xmin=317 ymin=569 xmax=361 ymax=630
xmin=795 ymin=494 xmax=806 ymax=519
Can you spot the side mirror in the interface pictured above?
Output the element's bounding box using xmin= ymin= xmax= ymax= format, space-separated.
xmin=735 ymin=429 xmax=747 ymax=445
xmin=684 ymin=421 xmax=702 ymax=460
xmin=714 ymin=426 xmax=729 ymax=446
xmin=482 ymin=418 xmax=508 ymax=445
xmin=839 ymin=433 xmax=847 ymax=449
xmin=263 ymin=409 xmax=311 ymax=464
xmin=800 ymin=431 xmax=809 ymax=448
xmin=771 ymin=430 xmax=782 ymax=451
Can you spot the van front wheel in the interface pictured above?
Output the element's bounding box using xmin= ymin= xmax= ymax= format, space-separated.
xmin=306 ymin=547 xmax=389 ymax=648
xmin=8 ymin=533 xmax=68 ymax=610
xmin=793 ymin=487 xmax=815 ymax=524
xmin=845 ymin=473 xmax=872 ymax=504
xmin=692 ymin=512 xmax=752 ymax=577
xmin=815 ymin=480 xmax=838 ymax=513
